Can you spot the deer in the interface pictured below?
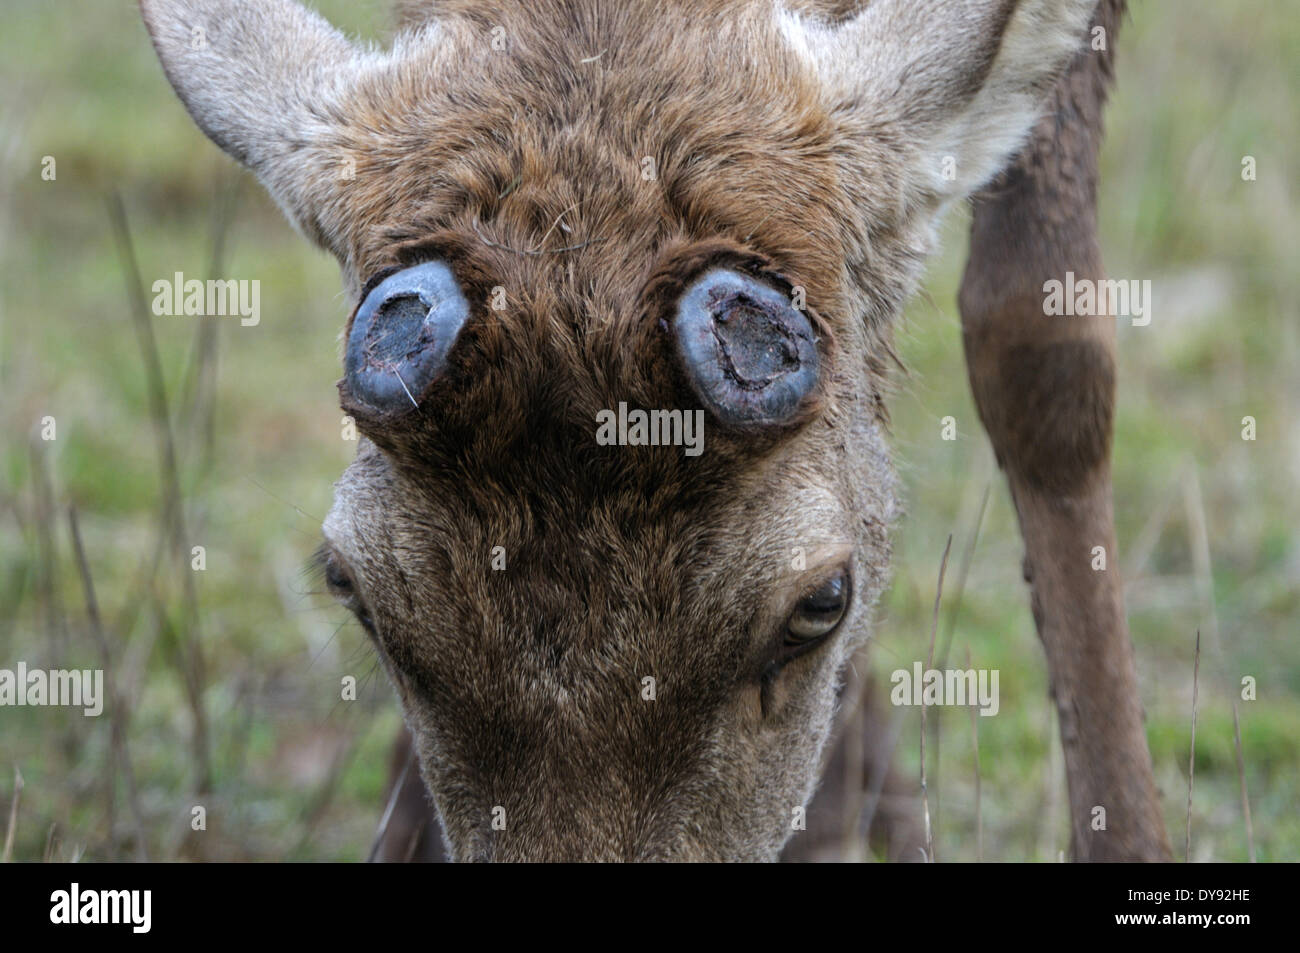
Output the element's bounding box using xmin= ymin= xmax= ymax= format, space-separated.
xmin=139 ymin=0 xmax=1173 ymax=862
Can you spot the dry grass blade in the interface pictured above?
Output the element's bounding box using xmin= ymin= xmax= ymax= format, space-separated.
xmin=919 ymin=534 xmax=953 ymax=863
xmin=106 ymin=191 xmax=211 ymax=794
xmin=43 ymin=823 xmax=57 ymax=863
xmin=932 ymin=477 xmax=991 ymax=833
xmin=1182 ymin=464 xmax=1255 ymax=862
xmin=936 ymin=482 xmax=991 ymax=672
xmin=401 ymin=820 xmax=430 ymax=863
xmin=966 ymin=645 xmax=983 ymax=863
xmin=1123 ymin=464 xmax=1185 ymax=579
xmin=28 ymin=440 xmax=64 ymax=660
xmin=106 ymin=193 xmax=182 ymax=535
xmin=1186 ymin=629 xmax=1200 ymax=862
xmin=69 ymin=504 xmax=150 ymax=861
xmin=2 ymin=767 xmax=22 ymax=862
xmin=155 ymin=605 xmax=211 ymax=795
xmin=178 ymin=172 xmax=243 ymax=471
xmin=1231 ymin=701 xmax=1256 ymax=862
xmin=471 ymin=216 xmax=607 ymax=257
xmin=368 ymin=743 xmax=418 ymax=863
xmin=1183 ymin=469 xmax=1223 ymax=658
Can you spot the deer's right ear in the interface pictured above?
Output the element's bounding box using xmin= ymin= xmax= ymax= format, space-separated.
xmin=140 ymin=0 xmax=375 ymax=250
xmin=783 ymin=0 xmax=1097 ymax=210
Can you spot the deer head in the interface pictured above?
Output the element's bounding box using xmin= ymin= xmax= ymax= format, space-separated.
xmin=141 ymin=0 xmax=1096 ymax=861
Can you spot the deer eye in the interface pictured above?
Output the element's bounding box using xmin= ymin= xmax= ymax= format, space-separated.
xmin=785 ymin=569 xmax=850 ymax=646
xmin=323 ymin=551 xmax=376 ymax=635
xmin=323 ymin=553 xmax=353 ymax=595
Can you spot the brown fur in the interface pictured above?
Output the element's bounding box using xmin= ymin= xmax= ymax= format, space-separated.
xmin=318 ymin=3 xmax=894 ymax=860
xmin=141 ymin=0 xmax=1169 ymax=861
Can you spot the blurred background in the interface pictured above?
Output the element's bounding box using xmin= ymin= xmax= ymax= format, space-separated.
xmin=0 ymin=0 xmax=1295 ymax=861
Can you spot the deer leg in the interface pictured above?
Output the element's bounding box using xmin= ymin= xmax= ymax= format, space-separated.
xmin=781 ymin=665 xmax=924 ymax=862
xmin=958 ymin=0 xmax=1171 ymax=862
xmin=374 ymin=724 xmax=447 ymax=863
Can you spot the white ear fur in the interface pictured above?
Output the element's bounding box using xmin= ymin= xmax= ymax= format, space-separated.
xmin=140 ymin=0 xmax=380 ymax=247
xmin=780 ymin=0 xmax=1097 ymax=203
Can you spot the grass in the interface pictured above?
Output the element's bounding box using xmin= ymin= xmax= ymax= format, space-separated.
xmin=1 ymin=0 xmax=1297 ymax=862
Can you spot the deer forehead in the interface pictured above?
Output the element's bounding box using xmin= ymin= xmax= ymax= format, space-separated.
xmin=319 ymin=8 xmax=858 ymax=308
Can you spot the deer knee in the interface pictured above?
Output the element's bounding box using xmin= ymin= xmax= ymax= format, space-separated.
xmin=964 ymin=332 xmax=1116 ymax=496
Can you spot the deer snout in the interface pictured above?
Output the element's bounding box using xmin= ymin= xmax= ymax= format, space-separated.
xmin=343 ymin=260 xmax=469 ymax=414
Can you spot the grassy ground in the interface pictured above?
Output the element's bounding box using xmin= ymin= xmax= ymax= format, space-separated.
xmin=1 ymin=1 xmax=1296 ymax=862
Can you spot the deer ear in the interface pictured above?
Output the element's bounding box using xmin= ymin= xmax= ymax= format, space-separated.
xmin=783 ymin=0 xmax=1096 ymax=204
xmin=139 ymin=0 xmax=374 ymax=248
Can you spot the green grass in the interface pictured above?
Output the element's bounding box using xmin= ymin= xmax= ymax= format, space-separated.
xmin=1 ymin=0 xmax=1296 ymax=862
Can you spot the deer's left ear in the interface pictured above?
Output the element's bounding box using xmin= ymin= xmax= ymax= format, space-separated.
xmin=783 ymin=0 xmax=1097 ymax=206
xmin=140 ymin=0 xmax=380 ymax=251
